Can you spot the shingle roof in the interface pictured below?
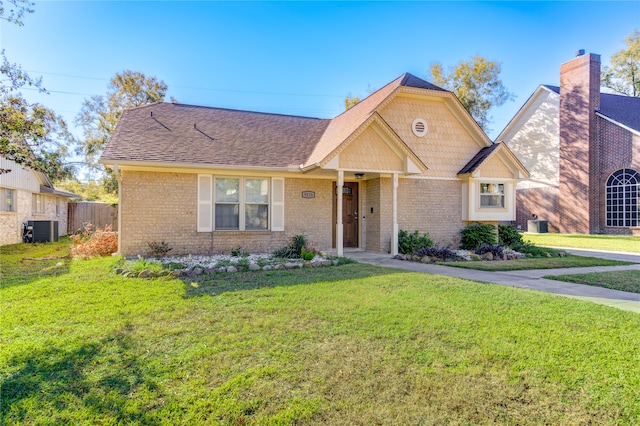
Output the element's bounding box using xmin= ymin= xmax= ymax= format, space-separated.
xmin=541 ymin=85 xmax=640 ymax=132
xmin=101 ymin=73 xmax=448 ymax=170
xmin=457 ymin=142 xmax=501 ymax=175
xmin=102 ymin=103 xmax=331 ymax=168
xmin=599 ymin=94 xmax=640 ymax=132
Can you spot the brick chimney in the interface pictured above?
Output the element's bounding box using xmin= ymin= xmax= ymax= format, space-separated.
xmin=558 ymin=51 xmax=601 ymax=233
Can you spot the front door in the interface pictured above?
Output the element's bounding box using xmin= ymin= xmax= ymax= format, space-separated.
xmin=333 ymin=182 xmax=359 ymax=248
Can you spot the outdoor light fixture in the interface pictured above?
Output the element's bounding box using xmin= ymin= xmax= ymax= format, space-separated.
xmin=354 ymin=173 xmax=364 ymax=180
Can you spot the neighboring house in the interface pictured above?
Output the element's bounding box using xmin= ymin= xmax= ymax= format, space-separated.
xmin=0 ymin=156 xmax=78 ymax=245
xmin=498 ymin=51 xmax=640 ymax=235
xmin=100 ymin=73 xmax=528 ymax=257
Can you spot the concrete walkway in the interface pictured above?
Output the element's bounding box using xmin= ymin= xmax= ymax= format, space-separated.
xmin=345 ymin=249 xmax=640 ymax=313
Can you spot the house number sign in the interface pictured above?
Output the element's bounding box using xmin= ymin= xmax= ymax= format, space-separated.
xmin=302 ymin=191 xmax=315 ymax=199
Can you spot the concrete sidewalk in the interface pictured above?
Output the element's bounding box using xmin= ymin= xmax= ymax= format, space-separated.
xmin=345 ymin=250 xmax=640 ymax=313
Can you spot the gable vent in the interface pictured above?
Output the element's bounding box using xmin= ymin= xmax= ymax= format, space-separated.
xmin=412 ymin=118 xmax=428 ymax=137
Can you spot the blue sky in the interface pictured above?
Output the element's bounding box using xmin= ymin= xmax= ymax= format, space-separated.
xmin=2 ymin=1 xmax=639 ymax=151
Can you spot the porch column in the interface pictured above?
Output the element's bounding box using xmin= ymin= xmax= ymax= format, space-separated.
xmin=391 ymin=173 xmax=398 ymax=256
xmin=336 ymin=170 xmax=344 ymax=256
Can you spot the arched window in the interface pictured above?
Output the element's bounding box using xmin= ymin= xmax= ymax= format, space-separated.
xmin=606 ymin=169 xmax=640 ymax=227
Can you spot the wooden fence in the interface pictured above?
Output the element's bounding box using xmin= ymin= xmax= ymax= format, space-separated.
xmin=67 ymin=202 xmax=118 ymax=233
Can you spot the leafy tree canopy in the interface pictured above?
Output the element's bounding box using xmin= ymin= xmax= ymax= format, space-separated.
xmin=602 ymin=30 xmax=640 ymax=97
xmin=344 ymin=95 xmax=360 ymax=110
xmin=429 ymin=56 xmax=513 ymax=133
xmin=76 ymin=70 xmax=168 ymax=168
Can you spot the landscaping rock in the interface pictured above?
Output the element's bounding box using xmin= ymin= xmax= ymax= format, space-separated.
xmin=275 ymin=264 xmax=285 ymax=270
xmin=226 ymin=265 xmax=238 ymax=273
xmin=262 ymin=265 xmax=273 ymax=270
xmin=284 ymin=262 xmax=300 ymax=269
xmin=248 ymin=263 xmax=261 ymax=271
xmin=558 ymin=252 xmax=566 ymax=257
xmin=170 ymin=270 xmax=181 ymax=277
xmin=481 ymin=252 xmax=494 ymax=261
xmin=420 ymin=256 xmax=433 ymax=263
xmin=115 ymin=268 xmax=124 ymax=274
xmin=321 ymin=260 xmax=331 ymax=266
xmin=138 ymin=269 xmax=151 ymax=278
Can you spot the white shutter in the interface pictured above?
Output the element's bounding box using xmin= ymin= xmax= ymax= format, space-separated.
xmin=271 ymin=177 xmax=284 ymax=231
xmin=197 ymin=175 xmax=213 ymax=232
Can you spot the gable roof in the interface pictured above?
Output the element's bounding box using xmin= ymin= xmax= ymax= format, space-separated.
xmin=457 ymin=143 xmax=500 ymax=175
xmin=102 ymin=73 xmax=497 ymax=176
xmin=301 ymin=73 xmax=446 ymax=170
xmin=541 ymin=85 xmax=640 ymax=133
xmin=457 ymin=142 xmax=529 ymax=178
xmin=497 ymin=84 xmax=640 ymax=141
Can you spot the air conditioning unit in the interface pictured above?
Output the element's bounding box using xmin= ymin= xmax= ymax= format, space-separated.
xmin=527 ymin=220 xmax=548 ymax=234
xmin=28 ymin=220 xmax=59 ymax=243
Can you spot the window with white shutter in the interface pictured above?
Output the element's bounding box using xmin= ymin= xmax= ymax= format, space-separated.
xmin=197 ymin=175 xmax=213 ymax=232
xmin=271 ymin=178 xmax=284 ymax=231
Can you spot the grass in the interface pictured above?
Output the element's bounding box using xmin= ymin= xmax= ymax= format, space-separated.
xmin=545 ymin=270 xmax=640 ymax=294
xmin=447 ymin=254 xmax=632 ymax=271
xmin=2 ymin=241 xmax=640 ymax=424
xmin=523 ymin=233 xmax=640 ymax=253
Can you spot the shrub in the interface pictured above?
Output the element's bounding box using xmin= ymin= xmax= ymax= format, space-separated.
xmin=474 ymin=244 xmax=504 ymax=259
xmin=512 ymin=242 xmax=558 ymax=257
xmin=148 ymin=241 xmax=172 ymax=258
xmin=398 ymin=230 xmax=434 ymax=255
xmin=414 ymin=245 xmax=457 ymax=261
xmin=460 ymin=223 xmax=497 ymax=250
xmin=70 ymin=225 xmax=118 ymax=258
xmin=498 ymin=224 xmax=524 ymax=248
xmin=273 ymin=234 xmax=307 ymax=259
xmin=301 ymin=246 xmax=316 ymax=261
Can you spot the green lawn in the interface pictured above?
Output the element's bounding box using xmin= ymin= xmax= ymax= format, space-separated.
xmin=2 ymin=243 xmax=640 ymax=424
xmin=523 ymin=233 xmax=640 ymax=253
xmin=545 ymin=270 xmax=640 ymax=294
xmin=448 ymin=254 xmax=632 ymax=271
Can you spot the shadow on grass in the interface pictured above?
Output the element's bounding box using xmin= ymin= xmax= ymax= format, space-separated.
xmin=1 ymin=325 xmax=159 ymax=423
xmin=182 ymin=262 xmax=402 ymax=297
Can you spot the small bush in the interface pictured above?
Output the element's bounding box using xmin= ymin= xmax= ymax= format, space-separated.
xmin=70 ymin=225 xmax=118 ymax=258
xmin=414 ymin=246 xmax=457 ymax=261
xmin=512 ymin=242 xmax=557 ymax=257
xmin=148 ymin=241 xmax=172 ymax=258
xmin=398 ymin=230 xmax=434 ymax=255
xmin=475 ymin=244 xmax=504 ymax=259
xmin=301 ymin=246 xmax=316 ymax=261
xmin=273 ymin=234 xmax=307 ymax=259
xmin=498 ymin=224 xmax=524 ymax=248
xmin=460 ymin=223 xmax=497 ymax=250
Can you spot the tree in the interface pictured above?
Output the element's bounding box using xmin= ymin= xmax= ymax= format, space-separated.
xmin=76 ymin=70 xmax=168 ymax=169
xmin=601 ymin=30 xmax=640 ymax=97
xmin=0 ymin=0 xmax=75 ymax=179
xmin=429 ymin=56 xmax=513 ymax=132
xmin=0 ymin=0 xmax=34 ymax=25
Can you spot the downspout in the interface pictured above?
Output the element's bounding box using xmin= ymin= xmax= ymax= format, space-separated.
xmin=112 ymin=164 xmax=123 ymax=256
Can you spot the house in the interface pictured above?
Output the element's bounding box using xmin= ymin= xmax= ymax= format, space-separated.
xmin=0 ymin=156 xmax=78 ymax=245
xmin=497 ymin=51 xmax=640 ymax=235
xmin=100 ymin=73 xmax=529 ymax=257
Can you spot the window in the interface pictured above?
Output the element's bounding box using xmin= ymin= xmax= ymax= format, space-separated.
xmin=33 ymin=194 xmax=44 ymax=214
xmin=480 ymin=183 xmax=505 ymax=208
xmin=1 ymin=188 xmax=15 ymax=212
xmin=198 ymin=175 xmax=284 ymax=232
xmin=606 ymin=169 xmax=639 ymax=228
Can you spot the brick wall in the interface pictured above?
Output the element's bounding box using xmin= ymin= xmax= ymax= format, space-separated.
xmin=515 ymin=187 xmax=560 ymax=232
xmin=120 ymin=171 xmax=335 ymax=256
xmin=597 ymin=118 xmax=640 ymax=235
xmin=397 ymin=178 xmax=464 ymax=248
xmin=558 ymin=53 xmax=600 ymax=234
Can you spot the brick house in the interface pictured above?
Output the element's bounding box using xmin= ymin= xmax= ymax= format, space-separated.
xmin=498 ymin=52 xmax=640 ymax=235
xmin=0 ymin=156 xmax=78 ymax=245
xmin=100 ymin=73 xmax=529 ymax=257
